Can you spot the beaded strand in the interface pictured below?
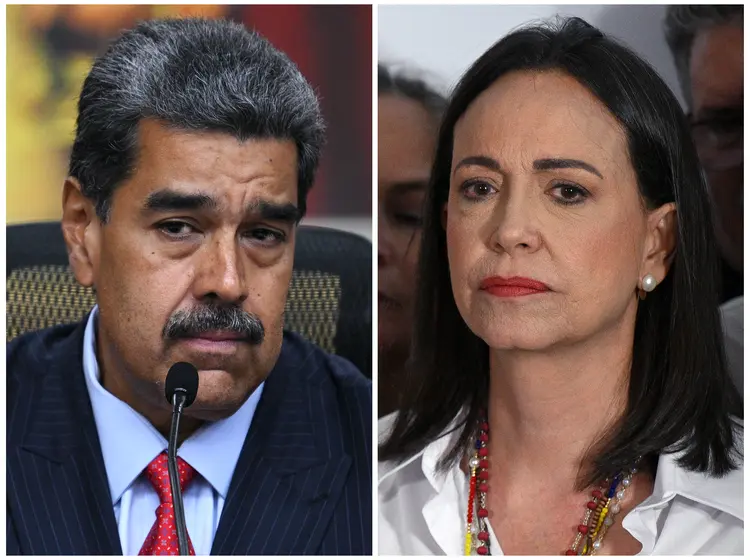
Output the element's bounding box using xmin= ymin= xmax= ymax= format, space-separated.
xmin=465 ymin=464 xmax=476 ymax=555
xmin=465 ymin=416 xmax=640 ymax=556
xmin=465 ymin=415 xmax=490 ymax=555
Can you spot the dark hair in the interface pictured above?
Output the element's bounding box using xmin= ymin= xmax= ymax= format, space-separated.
xmin=664 ymin=5 xmax=743 ymax=108
xmin=380 ymin=16 xmax=742 ymax=487
xmin=378 ymin=63 xmax=447 ymax=119
xmin=69 ymin=17 xmax=325 ymax=221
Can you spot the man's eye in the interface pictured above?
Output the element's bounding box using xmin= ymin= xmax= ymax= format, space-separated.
xmin=247 ymin=228 xmax=286 ymax=245
xmin=158 ymin=221 xmax=196 ymax=238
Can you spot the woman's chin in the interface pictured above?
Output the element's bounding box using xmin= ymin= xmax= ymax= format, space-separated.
xmin=473 ymin=325 xmax=561 ymax=352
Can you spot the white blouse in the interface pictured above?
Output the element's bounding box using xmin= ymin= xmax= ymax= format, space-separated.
xmin=378 ymin=415 xmax=743 ymax=555
xmin=720 ymin=295 xmax=743 ymax=393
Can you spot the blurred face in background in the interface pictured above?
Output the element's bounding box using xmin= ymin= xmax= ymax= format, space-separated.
xmin=378 ymin=94 xmax=439 ymax=357
xmin=689 ymin=23 xmax=743 ymax=272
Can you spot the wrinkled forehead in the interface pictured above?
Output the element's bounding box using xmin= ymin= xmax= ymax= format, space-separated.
xmin=453 ymin=70 xmax=631 ymax=177
xmin=116 ymin=119 xmax=300 ymax=215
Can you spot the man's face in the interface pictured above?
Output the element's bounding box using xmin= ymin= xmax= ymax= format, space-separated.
xmin=689 ymin=23 xmax=743 ymax=272
xmin=69 ymin=119 xmax=299 ymax=423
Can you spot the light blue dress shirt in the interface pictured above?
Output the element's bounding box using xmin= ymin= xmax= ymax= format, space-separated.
xmin=82 ymin=306 xmax=264 ymax=555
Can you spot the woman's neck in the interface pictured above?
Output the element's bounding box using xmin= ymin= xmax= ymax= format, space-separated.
xmin=486 ymin=320 xmax=634 ymax=488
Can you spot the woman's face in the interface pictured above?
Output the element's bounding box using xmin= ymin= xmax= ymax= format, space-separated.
xmin=446 ymin=70 xmax=674 ymax=351
xmin=378 ymin=94 xmax=438 ymax=353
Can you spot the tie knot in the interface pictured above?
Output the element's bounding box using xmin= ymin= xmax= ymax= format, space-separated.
xmin=144 ymin=451 xmax=197 ymax=504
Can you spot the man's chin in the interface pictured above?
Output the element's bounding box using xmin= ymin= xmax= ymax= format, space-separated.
xmin=165 ymin=344 xmax=253 ymax=380
xmin=180 ymin=373 xmax=259 ymax=418
xmin=179 ymin=396 xmax=245 ymax=422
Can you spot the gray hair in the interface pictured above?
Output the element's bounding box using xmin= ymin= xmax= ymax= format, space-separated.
xmin=663 ymin=5 xmax=743 ymax=108
xmin=69 ymin=17 xmax=325 ymax=221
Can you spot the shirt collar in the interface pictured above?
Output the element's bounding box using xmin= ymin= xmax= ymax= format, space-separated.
xmin=82 ymin=306 xmax=264 ymax=504
xmin=643 ymin=434 xmax=743 ymax=521
xmin=378 ymin=414 xmax=744 ymax=521
xmin=377 ymin=412 xmax=460 ymax=492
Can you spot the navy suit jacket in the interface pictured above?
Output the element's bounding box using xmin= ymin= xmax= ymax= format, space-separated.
xmin=6 ymin=319 xmax=372 ymax=555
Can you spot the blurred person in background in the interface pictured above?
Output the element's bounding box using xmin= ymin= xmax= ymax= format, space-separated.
xmin=7 ymin=18 xmax=371 ymax=555
xmin=379 ymin=17 xmax=742 ymax=555
xmin=664 ymin=5 xmax=743 ymax=392
xmin=378 ymin=64 xmax=446 ymax=416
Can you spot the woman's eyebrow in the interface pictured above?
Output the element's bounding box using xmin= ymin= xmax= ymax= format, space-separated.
xmin=533 ymin=158 xmax=604 ymax=180
xmin=453 ymin=155 xmax=604 ymax=180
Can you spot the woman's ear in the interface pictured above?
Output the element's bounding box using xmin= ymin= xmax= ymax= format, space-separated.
xmin=639 ymin=202 xmax=677 ymax=286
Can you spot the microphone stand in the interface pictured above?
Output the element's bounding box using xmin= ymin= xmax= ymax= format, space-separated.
xmin=168 ymin=390 xmax=190 ymax=556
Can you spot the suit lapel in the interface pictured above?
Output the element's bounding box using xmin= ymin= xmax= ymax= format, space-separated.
xmin=7 ymin=320 xmax=122 ymax=555
xmin=212 ymin=340 xmax=352 ymax=555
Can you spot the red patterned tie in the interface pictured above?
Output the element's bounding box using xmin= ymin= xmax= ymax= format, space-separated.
xmin=139 ymin=452 xmax=197 ymax=555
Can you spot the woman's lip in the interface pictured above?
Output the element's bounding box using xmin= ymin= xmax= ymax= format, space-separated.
xmin=482 ymin=285 xmax=549 ymax=298
xmin=479 ymin=276 xmax=549 ymax=291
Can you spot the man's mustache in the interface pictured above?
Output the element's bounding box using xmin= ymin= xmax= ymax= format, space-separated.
xmin=163 ymin=305 xmax=265 ymax=345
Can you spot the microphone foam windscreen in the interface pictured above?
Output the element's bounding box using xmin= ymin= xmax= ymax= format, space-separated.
xmin=165 ymin=362 xmax=200 ymax=407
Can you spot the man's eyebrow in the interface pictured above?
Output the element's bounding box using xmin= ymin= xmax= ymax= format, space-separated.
xmin=247 ymin=199 xmax=302 ymax=224
xmin=692 ymin=106 xmax=743 ymax=124
xmin=143 ymin=189 xmax=217 ymax=213
xmin=142 ymin=189 xmax=301 ymax=224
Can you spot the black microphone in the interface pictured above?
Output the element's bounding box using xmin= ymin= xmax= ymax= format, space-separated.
xmin=164 ymin=362 xmax=199 ymax=556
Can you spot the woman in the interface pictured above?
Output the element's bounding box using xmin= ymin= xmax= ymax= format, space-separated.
xmin=378 ymin=64 xmax=446 ymax=416
xmin=379 ymin=17 xmax=743 ymax=555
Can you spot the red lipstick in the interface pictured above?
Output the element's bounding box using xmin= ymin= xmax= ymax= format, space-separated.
xmin=479 ymin=276 xmax=550 ymax=297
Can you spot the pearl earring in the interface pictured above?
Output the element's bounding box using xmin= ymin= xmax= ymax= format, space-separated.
xmin=641 ymin=274 xmax=657 ymax=292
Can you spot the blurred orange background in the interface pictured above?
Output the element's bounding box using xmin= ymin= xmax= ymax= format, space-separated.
xmin=7 ymin=4 xmax=372 ymax=224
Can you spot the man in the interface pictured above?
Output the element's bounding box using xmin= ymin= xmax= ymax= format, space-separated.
xmin=7 ymin=18 xmax=372 ymax=555
xmin=664 ymin=5 xmax=743 ymax=300
xmin=664 ymin=6 xmax=743 ymax=392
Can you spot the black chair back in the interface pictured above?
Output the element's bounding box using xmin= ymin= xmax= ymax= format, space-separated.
xmin=7 ymin=222 xmax=371 ymax=377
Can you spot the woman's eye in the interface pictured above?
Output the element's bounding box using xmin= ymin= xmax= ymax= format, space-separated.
xmin=550 ymin=183 xmax=590 ymax=205
xmin=158 ymin=221 xmax=196 ymax=238
xmin=460 ymin=180 xmax=497 ymax=200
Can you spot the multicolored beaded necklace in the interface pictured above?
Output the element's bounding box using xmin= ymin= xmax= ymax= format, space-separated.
xmin=465 ymin=416 xmax=640 ymax=556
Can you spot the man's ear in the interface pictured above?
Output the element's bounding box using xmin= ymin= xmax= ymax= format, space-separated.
xmin=61 ymin=177 xmax=102 ymax=288
xmin=639 ymin=202 xmax=677 ymax=290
